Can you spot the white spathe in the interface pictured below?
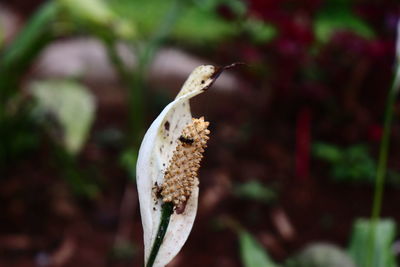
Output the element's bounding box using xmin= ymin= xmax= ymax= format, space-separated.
xmin=136 ymin=65 xmax=220 ymax=267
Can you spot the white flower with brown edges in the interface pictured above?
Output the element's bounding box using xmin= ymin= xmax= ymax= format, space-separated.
xmin=136 ymin=64 xmax=235 ymax=267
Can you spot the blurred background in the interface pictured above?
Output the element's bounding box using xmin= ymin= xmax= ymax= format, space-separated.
xmin=1 ymin=0 xmax=400 ymax=266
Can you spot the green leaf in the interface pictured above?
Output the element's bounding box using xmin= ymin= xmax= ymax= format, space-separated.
xmin=312 ymin=143 xmax=400 ymax=184
xmin=286 ymin=243 xmax=356 ymax=267
xmin=173 ymin=5 xmax=236 ymax=45
xmin=0 ymin=1 xmax=58 ymax=103
xmin=239 ymin=230 xmax=279 ymax=267
xmin=120 ymin=149 xmax=138 ymax=182
xmin=0 ymin=2 xmax=58 ymax=69
xmin=314 ymin=0 xmax=374 ymax=42
xmin=59 ymin=0 xmax=115 ymax=25
xmin=312 ymin=142 xmax=342 ymax=162
xmin=110 ymin=0 xmax=238 ymax=45
xmin=58 ymin=0 xmax=135 ymax=39
xmin=0 ymin=109 xmax=40 ymax=170
xmin=243 ymin=18 xmax=277 ymax=44
xmin=30 ymin=80 xmax=96 ymax=154
xmin=233 ymin=180 xmax=277 ymax=204
xmin=348 ymin=218 xmax=397 ymax=267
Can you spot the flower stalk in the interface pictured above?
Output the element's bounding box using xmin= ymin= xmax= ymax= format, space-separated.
xmin=146 ymin=202 xmax=174 ymax=267
xmin=367 ymin=21 xmax=400 ymax=267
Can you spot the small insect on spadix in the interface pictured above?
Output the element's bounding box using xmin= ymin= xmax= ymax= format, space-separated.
xmin=136 ymin=64 xmax=239 ymax=267
xmin=178 ymin=135 xmax=194 ymax=145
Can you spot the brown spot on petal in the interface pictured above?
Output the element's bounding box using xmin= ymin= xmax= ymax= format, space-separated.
xmin=164 ymin=121 xmax=170 ymax=131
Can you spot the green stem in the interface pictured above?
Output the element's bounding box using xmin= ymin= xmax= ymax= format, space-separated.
xmin=103 ymin=40 xmax=130 ymax=81
xmin=128 ymin=59 xmax=146 ymax=148
xmin=104 ymin=0 xmax=182 ymax=149
xmin=0 ymin=1 xmax=58 ymax=103
xmin=146 ymin=202 xmax=174 ymax=267
xmin=101 ymin=39 xmax=144 ymax=149
xmin=0 ymin=1 xmax=58 ymax=129
xmin=0 ymin=1 xmax=58 ymax=172
xmin=128 ymin=0 xmax=182 ymax=148
xmin=368 ymin=63 xmax=400 ymax=267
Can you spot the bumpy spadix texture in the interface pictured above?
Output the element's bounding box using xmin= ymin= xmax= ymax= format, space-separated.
xmin=136 ymin=65 xmax=220 ymax=267
xmin=161 ymin=117 xmax=210 ymax=211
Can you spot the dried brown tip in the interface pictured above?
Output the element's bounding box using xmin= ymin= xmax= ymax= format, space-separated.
xmin=161 ymin=117 xmax=210 ymax=213
xmin=210 ymin=62 xmax=246 ymax=81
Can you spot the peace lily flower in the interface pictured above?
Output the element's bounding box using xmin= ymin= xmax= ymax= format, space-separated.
xmin=136 ymin=64 xmax=234 ymax=267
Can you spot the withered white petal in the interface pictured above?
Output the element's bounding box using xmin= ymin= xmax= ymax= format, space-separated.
xmin=136 ymin=65 xmax=219 ymax=267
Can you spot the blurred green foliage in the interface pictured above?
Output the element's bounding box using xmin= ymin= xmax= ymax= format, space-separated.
xmin=52 ymin=145 xmax=100 ymax=197
xmin=108 ymin=240 xmax=137 ymax=262
xmin=348 ymin=219 xmax=397 ymax=267
xmin=314 ymin=0 xmax=374 ymax=43
xmin=110 ymin=0 xmax=235 ymax=45
xmin=243 ymin=17 xmax=277 ymax=44
xmin=0 ymin=2 xmax=58 ymax=102
xmin=313 ymin=142 xmax=400 ymax=185
xmin=238 ymin=219 xmax=398 ymax=267
xmin=30 ymin=79 xmax=96 ymax=154
xmin=233 ymin=180 xmax=277 ymax=204
xmin=313 ymin=143 xmax=375 ymax=182
xmin=0 ymin=2 xmax=58 ymax=172
xmin=60 ymin=0 xmax=121 ymax=26
xmin=120 ymin=150 xmax=138 ymax=182
xmin=286 ymin=243 xmax=356 ymax=267
xmin=239 ymin=230 xmax=279 ymax=267
xmin=0 ymin=107 xmax=40 ymax=171
xmin=57 ymin=0 xmax=135 ymax=40
xmin=109 ymin=0 xmax=275 ymax=46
